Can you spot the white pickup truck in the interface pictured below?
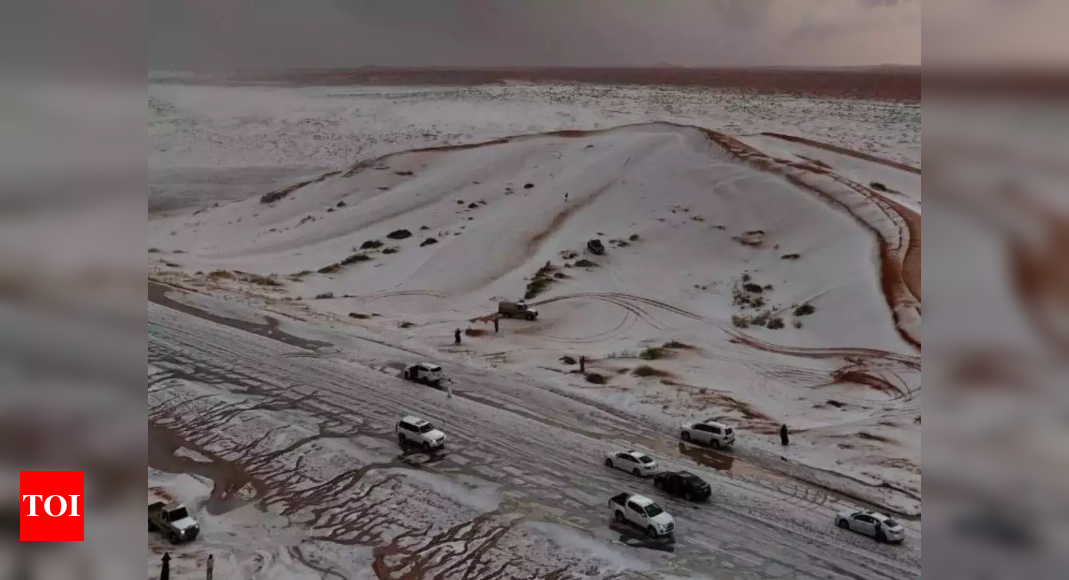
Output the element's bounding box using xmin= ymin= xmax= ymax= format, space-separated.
xmin=607 ymin=492 xmax=676 ymax=538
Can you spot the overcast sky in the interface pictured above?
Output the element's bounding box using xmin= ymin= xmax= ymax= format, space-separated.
xmin=149 ymin=0 xmax=923 ymax=70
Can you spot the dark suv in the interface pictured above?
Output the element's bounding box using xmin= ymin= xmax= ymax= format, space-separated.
xmin=653 ymin=471 xmax=711 ymax=501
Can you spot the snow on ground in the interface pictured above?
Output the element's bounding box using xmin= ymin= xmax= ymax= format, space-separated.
xmin=150 ymin=116 xmax=922 ymax=510
xmin=149 ymin=82 xmax=920 ymax=214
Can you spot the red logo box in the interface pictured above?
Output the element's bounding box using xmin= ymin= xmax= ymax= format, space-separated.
xmin=20 ymin=471 xmax=84 ymax=541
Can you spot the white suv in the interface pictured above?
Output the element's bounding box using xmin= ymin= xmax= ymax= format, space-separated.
xmin=396 ymin=415 xmax=446 ymax=450
xmin=680 ymin=419 xmax=736 ymax=449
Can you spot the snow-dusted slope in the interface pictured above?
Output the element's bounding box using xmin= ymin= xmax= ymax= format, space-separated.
xmin=150 ymin=122 xmax=921 ymax=507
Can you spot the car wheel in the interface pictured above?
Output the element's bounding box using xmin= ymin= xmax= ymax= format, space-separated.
xmin=605 ymin=458 xmax=613 ymax=468
xmin=398 ymin=433 xmax=406 ymax=444
xmin=876 ymin=529 xmax=887 ymax=543
xmin=422 ymin=441 xmax=431 ymax=451
xmin=711 ymin=439 xmax=721 ymax=449
xmin=647 ymin=526 xmax=658 ymax=538
xmin=684 ymin=491 xmax=692 ymax=501
xmin=681 ymin=431 xmax=691 ymax=442
xmin=615 ymin=511 xmax=625 ymax=523
xmin=837 ymin=519 xmax=850 ymax=530
xmin=149 ymin=520 xmax=155 ymax=531
xmin=168 ymin=532 xmax=180 ymax=544
xmin=632 ymin=468 xmax=641 ymax=477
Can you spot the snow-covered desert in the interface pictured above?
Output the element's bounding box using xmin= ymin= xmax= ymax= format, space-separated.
xmin=149 ymin=75 xmax=921 ymax=580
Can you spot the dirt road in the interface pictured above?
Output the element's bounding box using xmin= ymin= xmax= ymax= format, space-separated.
xmin=148 ymin=285 xmax=921 ymax=579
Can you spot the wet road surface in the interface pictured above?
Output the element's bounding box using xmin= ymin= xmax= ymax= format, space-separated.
xmin=148 ymin=283 xmax=921 ymax=579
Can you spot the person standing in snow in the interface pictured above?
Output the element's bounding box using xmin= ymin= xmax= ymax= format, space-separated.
xmin=494 ymin=318 xmax=499 ymax=333
xmin=206 ymin=554 xmax=214 ymax=580
xmin=565 ymin=192 xmax=569 ymax=202
xmin=454 ymin=328 xmax=461 ymax=345
xmin=579 ymin=355 xmax=586 ymax=373
xmin=780 ymin=424 xmax=790 ymax=446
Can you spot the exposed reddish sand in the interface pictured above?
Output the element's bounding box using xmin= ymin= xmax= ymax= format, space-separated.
xmin=332 ymin=122 xmax=921 ymax=352
xmin=228 ymin=67 xmax=921 ymax=102
xmin=761 ymin=133 xmax=921 ymax=175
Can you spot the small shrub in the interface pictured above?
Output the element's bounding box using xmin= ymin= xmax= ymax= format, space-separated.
xmin=752 ymin=311 xmax=771 ymax=327
xmin=663 ymin=340 xmax=691 ymax=349
xmin=743 ymin=283 xmax=763 ymax=294
xmin=164 ymin=261 xmax=181 ymax=268
xmin=336 ymin=200 xmax=347 ymax=207
xmin=524 ymin=183 xmax=534 ymax=189
xmin=691 ymin=215 xmax=705 ymax=222
xmin=560 ymin=355 xmax=577 ymax=365
xmin=248 ymin=274 xmax=283 ymax=287
xmin=465 ymin=328 xmax=487 ymax=337
xmin=288 ymin=270 xmax=312 ymax=280
xmin=348 ymin=312 xmax=370 ymax=319
xmin=360 ymin=240 xmax=384 ymax=250
xmin=457 ymin=200 xmax=465 ymax=205
xmin=420 ymin=238 xmax=438 ymax=247
xmin=340 ymin=253 xmax=372 ymax=266
xmin=553 ymin=272 xmax=568 ymax=280
xmin=398 ymin=321 xmax=415 ymax=329
xmin=585 ymin=372 xmax=607 ymax=385
xmin=793 ymin=303 xmax=816 ymax=316
xmin=420 ymin=225 xmax=429 ymax=230
xmin=628 ymin=234 xmax=640 ymax=241
xmin=766 ymin=317 xmax=785 ymax=330
xmin=731 ymin=314 xmax=750 ymax=328
xmin=315 ymin=292 xmax=335 ymax=299
xmin=763 ymin=284 xmax=774 ymax=291
xmin=781 ymin=253 xmax=801 ymax=260
xmin=742 ymin=273 xmax=752 ymax=282
xmin=148 ymin=247 xmax=160 ymax=253
xmin=525 ymin=278 xmax=551 ymax=300
xmin=633 ymin=365 xmax=660 ymax=378
xmin=639 ymin=347 xmax=665 ymax=360
xmin=208 ymin=269 xmax=234 ymax=280
xmin=467 ymin=202 xmax=479 ymax=209
xmin=561 ymin=250 xmax=578 ymax=259
xmin=386 ymin=229 xmax=412 ymax=240
xmin=382 ymin=247 xmax=399 ymax=255
xmin=318 ymin=263 xmax=341 ymax=274
xmin=793 ymin=320 xmax=803 ymax=329
xmin=574 ymin=259 xmax=598 ymax=268
xmin=395 ymin=170 xmax=414 ymax=176
xmin=870 ymin=181 xmax=888 ymax=192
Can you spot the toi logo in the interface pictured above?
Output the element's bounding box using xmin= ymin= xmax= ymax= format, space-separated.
xmin=20 ymin=471 xmax=84 ymax=541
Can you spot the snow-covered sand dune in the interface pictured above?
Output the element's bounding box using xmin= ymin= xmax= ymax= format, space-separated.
xmin=150 ymin=122 xmax=921 ymax=508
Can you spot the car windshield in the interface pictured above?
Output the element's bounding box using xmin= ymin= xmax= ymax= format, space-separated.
xmin=638 ymin=455 xmax=654 ymax=464
xmin=681 ymin=474 xmax=704 ymax=485
xmin=644 ymin=504 xmax=664 ymax=518
xmin=418 ymin=424 xmax=435 ymax=433
xmin=169 ymin=507 xmax=189 ymax=521
xmin=882 ymin=518 xmax=899 ymax=528
xmin=426 ymin=366 xmax=441 ymax=372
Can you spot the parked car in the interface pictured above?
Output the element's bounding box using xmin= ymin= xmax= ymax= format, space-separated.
xmin=403 ymin=362 xmax=444 ymax=386
xmin=604 ymin=450 xmax=659 ymax=477
xmin=653 ymin=471 xmax=711 ymax=502
xmin=607 ymin=492 xmax=675 ymax=538
xmin=148 ymin=501 xmax=200 ymax=544
xmin=680 ymin=419 xmax=736 ymax=449
xmin=396 ymin=415 xmax=446 ymax=450
xmin=587 ymin=239 xmax=605 ymax=255
xmin=835 ymin=509 xmax=905 ymax=543
xmin=498 ymin=300 xmax=539 ymax=320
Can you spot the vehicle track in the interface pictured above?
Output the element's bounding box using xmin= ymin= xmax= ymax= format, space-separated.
xmin=149 ymin=300 xmax=921 ymax=579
